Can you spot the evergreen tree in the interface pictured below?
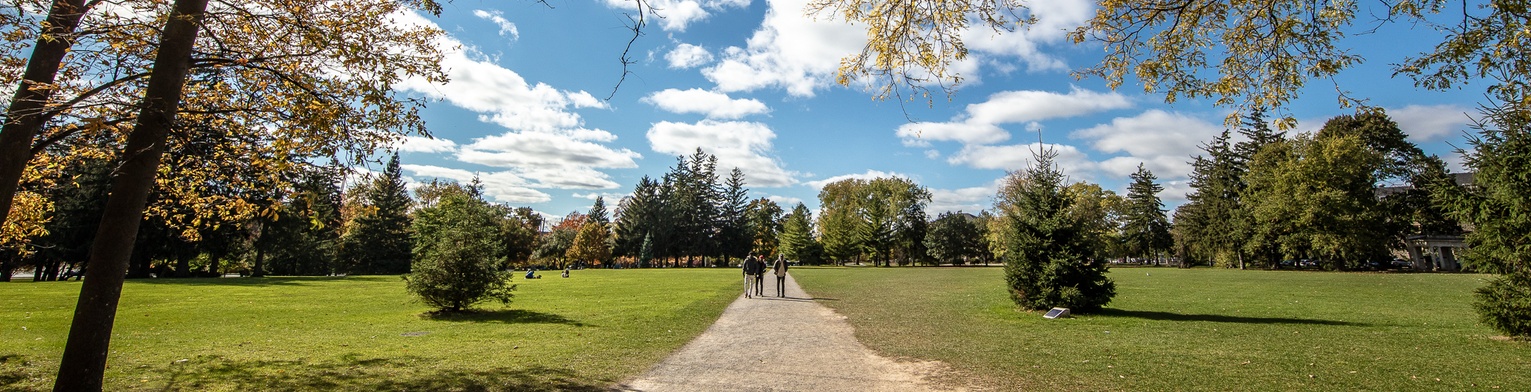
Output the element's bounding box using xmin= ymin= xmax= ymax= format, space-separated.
xmin=405 ymin=183 xmax=514 ymax=312
xmin=746 ymin=198 xmax=785 ymax=257
xmin=588 ymin=196 xmax=609 ymax=225
xmin=1435 ymin=106 xmax=1531 ymax=338
xmin=717 ymin=168 xmax=752 ymax=263
xmin=1122 ymin=164 xmax=1172 ymax=264
xmin=614 ymin=176 xmax=660 ymax=259
xmin=265 ymin=167 xmax=344 ymax=276
xmin=999 ymin=149 xmax=1115 ymax=313
xmin=1174 ymin=131 xmax=1245 ymax=268
xmin=339 ymin=152 xmax=414 ymax=274
xmin=639 ymin=232 xmax=655 ymax=268
xmin=779 ymin=203 xmax=823 ymax=265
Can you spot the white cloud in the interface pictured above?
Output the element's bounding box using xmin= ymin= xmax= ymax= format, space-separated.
xmin=472 ymin=9 xmax=519 ymax=40
xmin=946 ymin=143 xmax=1097 ymax=179
xmin=1070 ymin=109 xmax=1223 ymax=178
xmin=962 ymin=0 xmax=1093 ymax=73
xmin=928 ymin=183 xmax=998 ymax=215
xmin=702 ymin=0 xmax=866 ymax=96
xmin=896 ymin=88 xmax=1130 ymax=147
xmin=572 ymin=191 xmax=632 ymax=201
xmin=804 ymin=169 xmax=911 ymax=189
xmin=459 ymin=129 xmax=640 ymax=190
xmin=666 ymin=43 xmax=715 ymax=68
xmin=647 ymin=120 xmax=797 ymax=187
xmin=603 ymin=0 xmax=750 ymax=31
xmin=389 ymin=12 xmax=637 ymax=192
xmin=966 ymin=88 xmax=1133 ymax=125
xmin=395 ymin=135 xmax=458 ymax=153
xmin=897 ymin=121 xmax=1010 ymax=146
xmin=400 ymin=164 xmax=551 ymax=203
xmin=643 ymin=88 xmax=769 ymax=119
xmin=1389 ymin=104 xmax=1472 ymax=141
xmin=767 ymin=195 xmax=804 ymax=207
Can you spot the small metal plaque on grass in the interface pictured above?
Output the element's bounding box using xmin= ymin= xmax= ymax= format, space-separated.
xmin=1044 ymin=308 xmax=1071 ymax=319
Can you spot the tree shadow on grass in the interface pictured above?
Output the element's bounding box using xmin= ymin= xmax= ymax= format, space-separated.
xmin=422 ymin=309 xmax=589 ymax=327
xmin=1098 ymin=309 xmax=1364 ymax=326
xmin=0 ymin=354 xmax=40 ymax=391
xmin=132 ymin=276 xmax=356 ymax=287
xmin=158 ymin=355 xmax=611 ymax=392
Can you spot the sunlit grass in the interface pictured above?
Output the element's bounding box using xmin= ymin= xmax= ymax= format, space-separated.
xmin=793 ymin=266 xmax=1530 ymax=391
xmin=0 ymin=268 xmax=741 ymax=391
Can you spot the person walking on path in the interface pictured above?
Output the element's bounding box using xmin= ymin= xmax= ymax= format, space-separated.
xmin=741 ymin=255 xmax=758 ymax=298
xmin=772 ymin=255 xmax=789 ymax=298
xmin=747 ymin=255 xmax=766 ymax=297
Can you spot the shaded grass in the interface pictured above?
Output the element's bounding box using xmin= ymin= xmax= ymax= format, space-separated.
xmin=0 ymin=269 xmax=742 ymax=391
xmin=793 ymin=266 xmax=1531 ymax=391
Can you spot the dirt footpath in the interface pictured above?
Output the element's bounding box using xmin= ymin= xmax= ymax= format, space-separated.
xmin=619 ymin=273 xmax=964 ymax=392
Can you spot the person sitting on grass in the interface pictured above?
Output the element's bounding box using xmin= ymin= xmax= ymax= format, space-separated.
xmin=561 ymin=267 xmax=570 ymax=278
xmin=526 ymin=268 xmax=541 ymax=279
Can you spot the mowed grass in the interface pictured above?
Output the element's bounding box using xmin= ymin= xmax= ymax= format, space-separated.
xmin=0 ymin=268 xmax=742 ymax=391
xmin=793 ymin=266 xmax=1531 ymax=391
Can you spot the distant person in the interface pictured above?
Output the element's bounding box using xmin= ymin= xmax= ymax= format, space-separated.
xmin=561 ymin=267 xmax=571 ymax=278
xmin=744 ymin=254 xmax=766 ymax=297
xmin=526 ymin=268 xmax=541 ymax=279
xmin=741 ymin=255 xmax=755 ymax=298
xmin=772 ymin=255 xmax=788 ymax=297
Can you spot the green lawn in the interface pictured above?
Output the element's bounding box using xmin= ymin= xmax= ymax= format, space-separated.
xmin=793 ymin=266 xmax=1530 ymax=391
xmin=0 ymin=269 xmax=741 ymax=391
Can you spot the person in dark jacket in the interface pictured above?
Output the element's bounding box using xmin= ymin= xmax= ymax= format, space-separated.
xmin=744 ymin=254 xmax=766 ymax=297
xmin=742 ymin=255 xmax=758 ymax=298
xmin=772 ymin=255 xmax=788 ymax=297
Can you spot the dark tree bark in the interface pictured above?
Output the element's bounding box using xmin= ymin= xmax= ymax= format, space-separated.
xmin=0 ymin=0 xmax=91 ymax=232
xmin=53 ymin=0 xmax=210 ymax=390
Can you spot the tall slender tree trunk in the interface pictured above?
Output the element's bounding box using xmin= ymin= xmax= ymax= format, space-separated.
xmin=0 ymin=0 xmax=91 ymax=231
xmin=53 ymin=0 xmax=209 ymax=389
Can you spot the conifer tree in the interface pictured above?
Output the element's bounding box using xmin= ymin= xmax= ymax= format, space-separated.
xmin=1435 ymin=106 xmax=1531 ymax=338
xmin=1122 ymin=164 xmax=1172 ymax=264
xmin=1000 ymin=149 xmax=1115 ymax=313
xmin=406 ymin=181 xmax=513 ymax=312
xmin=339 ymin=152 xmax=414 ymax=274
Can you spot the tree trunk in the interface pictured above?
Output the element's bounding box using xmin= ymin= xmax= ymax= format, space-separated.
xmin=53 ymin=0 xmax=209 ymax=390
xmin=0 ymin=0 xmax=92 ymax=232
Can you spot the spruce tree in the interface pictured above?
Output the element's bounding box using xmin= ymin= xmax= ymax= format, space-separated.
xmin=1001 ymin=149 xmax=1115 ymax=313
xmin=340 ymin=152 xmax=413 ymax=274
xmin=1437 ymin=107 xmax=1531 ymax=338
xmin=1122 ymin=164 xmax=1172 ymax=264
xmin=406 ymin=183 xmax=513 ymax=312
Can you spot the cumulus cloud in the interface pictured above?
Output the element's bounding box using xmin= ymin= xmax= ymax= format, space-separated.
xmin=928 ymin=183 xmax=998 ymax=215
xmin=702 ymin=0 xmax=866 ymax=96
xmin=962 ymin=2 xmax=1092 ymax=73
xmin=767 ymin=195 xmax=805 ymax=207
xmin=643 ymin=88 xmax=769 ymax=119
xmin=394 ymin=135 xmax=458 ymax=153
xmin=602 ymin=0 xmax=749 ymax=31
xmin=803 ymin=169 xmax=912 ymax=189
xmin=966 ymin=88 xmax=1133 ymax=125
xmin=472 ymin=9 xmax=519 ymax=40
xmin=896 ymin=121 xmax=1010 ymax=147
xmin=647 ymin=120 xmax=797 ymax=187
xmin=666 ymin=43 xmax=715 ymax=68
xmin=400 ymin=164 xmax=552 ymax=203
xmin=459 ymin=128 xmax=640 ymax=189
xmin=1389 ymin=104 xmax=1473 ymax=142
xmin=898 ymin=88 xmax=1131 ymax=148
xmin=390 ymin=12 xmax=638 ymax=192
xmin=946 ymin=143 xmax=1097 ymax=179
xmin=1071 ymin=109 xmax=1223 ymax=178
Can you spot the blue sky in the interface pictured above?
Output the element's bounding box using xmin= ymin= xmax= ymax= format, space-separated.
xmin=381 ymin=0 xmax=1483 ymax=221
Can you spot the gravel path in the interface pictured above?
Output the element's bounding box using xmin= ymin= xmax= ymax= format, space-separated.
xmin=619 ymin=272 xmax=962 ymax=392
